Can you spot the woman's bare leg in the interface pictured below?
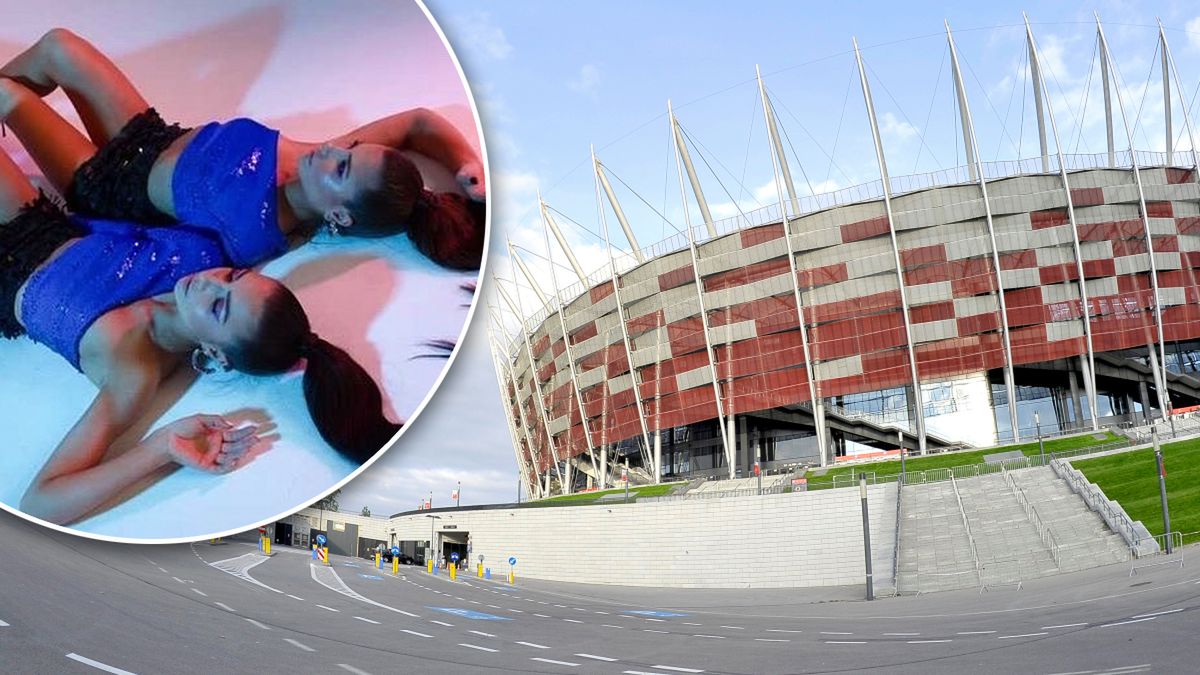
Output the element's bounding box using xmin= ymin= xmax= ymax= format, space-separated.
xmin=1 ymin=28 xmax=149 ymax=146
xmin=0 ymin=78 xmax=96 ymax=195
xmin=0 ymin=147 xmax=37 ymax=222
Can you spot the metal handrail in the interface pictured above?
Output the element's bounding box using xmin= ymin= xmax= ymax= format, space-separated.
xmin=1001 ymin=467 xmax=1062 ymax=567
xmin=949 ymin=475 xmax=983 ymax=589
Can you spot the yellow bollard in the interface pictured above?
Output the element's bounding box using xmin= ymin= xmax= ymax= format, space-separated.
xmin=322 ymin=546 xmax=330 ymax=566
xmin=427 ymin=559 xmax=434 ymax=575
xmin=261 ymin=537 xmax=271 ymax=555
xmin=393 ymin=557 xmax=399 ymax=575
xmin=375 ymin=552 xmax=381 ymax=569
xmin=477 ymin=563 xmax=483 ymax=578
xmin=449 ymin=564 xmax=457 ymax=581
xmin=508 ymin=570 xmax=515 ymax=585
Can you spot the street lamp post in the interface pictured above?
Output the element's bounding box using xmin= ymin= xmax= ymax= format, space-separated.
xmin=898 ymin=430 xmax=905 ymax=483
xmin=1153 ymin=427 xmax=1172 ymax=554
xmin=1035 ymin=411 xmax=1045 ymax=465
xmin=859 ymin=473 xmax=874 ymax=601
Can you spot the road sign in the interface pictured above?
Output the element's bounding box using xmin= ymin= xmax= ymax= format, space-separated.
xmin=508 ymin=556 xmax=517 ymax=566
xmin=316 ymin=534 xmax=327 ymax=546
xmin=258 ymin=527 xmax=266 ymax=535
xmin=479 ymin=554 xmax=484 ymax=563
xmin=391 ymin=546 xmax=400 ymax=556
xmin=450 ymin=552 xmax=460 ymax=562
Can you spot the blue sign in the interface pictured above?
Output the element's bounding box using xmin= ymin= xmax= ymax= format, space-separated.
xmin=391 ymin=546 xmax=400 ymax=556
xmin=628 ymin=610 xmax=689 ymax=618
xmin=359 ymin=574 xmax=383 ymax=580
xmin=428 ymin=607 xmax=512 ymax=621
xmin=315 ymin=534 xmax=327 ymax=545
xmin=508 ymin=556 xmax=517 ymax=566
xmin=450 ymin=552 xmax=460 ymax=562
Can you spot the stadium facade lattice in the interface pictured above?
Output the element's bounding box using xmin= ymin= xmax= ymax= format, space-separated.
xmin=488 ymin=21 xmax=1200 ymax=499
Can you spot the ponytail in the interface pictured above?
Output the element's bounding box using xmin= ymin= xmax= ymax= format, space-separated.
xmin=407 ymin=190 xmax=485 ymax=271
xmin=227 ymin=283 xmax=400 ymax=464
xmin=301 ymin=337 xmax=402 ymax=462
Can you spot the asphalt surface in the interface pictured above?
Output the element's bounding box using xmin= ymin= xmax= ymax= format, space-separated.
xmin=2 ymin=512 xmax=1198 ymax=674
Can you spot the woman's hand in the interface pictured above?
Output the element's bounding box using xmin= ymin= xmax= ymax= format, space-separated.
xmin=150 ymin=415 xmax=261 ymax=473
xmin=456 ymin=161 xmax=486 ymax=202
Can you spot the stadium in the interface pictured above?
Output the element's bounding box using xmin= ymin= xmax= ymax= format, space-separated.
xmin=487 ymin=21 xmax=1200 ymax=500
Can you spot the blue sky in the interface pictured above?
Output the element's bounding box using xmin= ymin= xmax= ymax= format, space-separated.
xmin=336 ymin=1 xmax=1200 ymax=517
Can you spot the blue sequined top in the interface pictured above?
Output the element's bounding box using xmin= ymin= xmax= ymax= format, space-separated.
xmin=20 ymin=219 xmax=229 ymax=372
xmin=173 ymin=118 xmax=288 ymax=268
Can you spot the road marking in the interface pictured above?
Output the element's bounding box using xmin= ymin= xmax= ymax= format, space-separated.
xmin=644 ymin=629 xmax=669 ymax=634
xmin=755 ymin=638 xmax=789 ymax=642
xmin=594 ymin=611 xmax=610 ymax=615
xmin=644 ymin=618 xmax=666 ymax=622
xmin=469 ymin=630 xmax=496 ymax=638
xmin=820 ymin=631 xmax=853 ymax=635
xmin=1100 ymin=617 xmax=1156 ymax=628
xmin=683 ymin=622 xmax=703 ymax=626
xmin=553 ymin=604 xmax=567 ymax=608
xmin=205 ymin=553 xmax=282 ymax=594
xmin=316 ymin=604 xmax=340 ymax=612
xmin=998 ymin=632 xmax=1048 ymax=639
xmin=884 ymin=632 xmax=920 ymax=636
xmin=0 ymin=620 xmax=8 ymax=627
xmin=171 ymin=577 xmax=187 ymax=584
xmin=458 ymin=643 xmax=498 ymax=653
xmin=576 ymin=653 xmax=618 ymax=662
xmin=284 ymin=638 xmax=316 ymax=652
xmin=618 ymin=614 xmax=636 ymax=618
xmin=601 ymin=624 xmax=622 ymax=628
xmin=401 ymin=630 xmax=432 ymax=638
xmin=692 ymin=634 xmax=725 ymax=639
xmin=652 ymin=666 xmax=704 ymax=673
xmin=766 ymin=629 xmax=801 ymax=633
xmin=563 ymin=618 xmax=583 ymax=623
xmin=625 ymin=672 xmax=676 ymax=675
xmin=244 ymin=618 xmax=270 ymax=630
xmin=156 ymin=567 xmax=168 ymax=574
xmin=354 ymin=616 xmax=380 ymax=625
xmin=510 ymin=609 xmax=524 ymax=613
xmin=1132 ymin=608 xmax=1182 ymax=619
xmin=534 ymin=613 xmax=550 ymax=618
xmin=516 ymin=641 xmax=550 ymax=649
xmin=908 ymin=639 xmax=953 ymax=644
xmin=719 ymin=625 xmax=744 ymax=630
xmin=430 ymin=620 xmax=454 ymax=627
xmin=191 ymin=589 xmax=208 ymax=597
xmin=489 ymin=605 xmax=502 ymax=609
xmin=1042 ymin=623 xmax=1088 ymax=629
xmin=288 ymin=594 xmax=306 ymax=601
xmin=336 ymin=665 xmax=372 ymax=675
xmin=825 ymin=641 xmax=867 ymax=644
xmin=532 ymin=658 xmax=579 ymax=667
xmin=65 ymin=653 xmax=137 ymax=674
xmin=957 ymin=631 xmax=996 ymax=635
xmin=213 ymin=602 xmax=234 ymax=612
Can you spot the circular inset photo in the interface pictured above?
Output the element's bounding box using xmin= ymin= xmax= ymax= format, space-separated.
xmin=0 ymin=0 xmax=487 ymax=540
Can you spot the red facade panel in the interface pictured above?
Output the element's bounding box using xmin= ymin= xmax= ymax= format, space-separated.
xmin=704 ymin=257 xmax=791 ymax=292
xmin=1031 ymin=209 xmax=1069 ymax=229
xmin=658 ymin=265 xmax=695 ymax=291
xmin=796 ymin=262 xmax=849 ymax=287
xmin=900 ymin=244 xmax=948 ymax=268
xmin=839 ymin=216 xmax=890 ymax=243
xmin=1070 ymin=187 xmax=1105 ymax=207
xmin=740 ymin=222 xmax=785 ymax=247
xmin=589 ymin=281 xmax=616 ymax=303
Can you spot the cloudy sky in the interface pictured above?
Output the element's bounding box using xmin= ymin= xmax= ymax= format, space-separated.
xmin=336 ymin=0 xmax=1200 ymax=517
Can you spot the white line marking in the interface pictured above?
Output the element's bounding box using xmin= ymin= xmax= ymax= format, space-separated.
xmin=1042 ymin=623 xmax=1088 ymax=629
xmin=576 ymin=653 xmax=618 ymax=662
xmin=284 ymin=638 xmax=316 ymax=652
xmin=553 ymin=604 xmax=567 ymax=608
xmin=594 ymin=611 xmax=610 ymax=615
xmin=1043 ymin=670 xmax=1097 ymax=675
xmin=1100 ymin=617 xmax=1156 ymax=628
xmin=190 ymin=589 xmax=208 ymax=597
xmin=820 ymin=631 xmax=853 ymax=635
xmin=908 ymin=639 xmax=953 ymax=644
xmin=336 ymin=665 xmax=373 ymax=675
xmin=755 ymin=638 xmax=789 ymax=642
xmin=510 ymin=609 xmax=524 ymax=613
xmin=957 ymin=631 xmax=996 ymax=635
xmin=683 ymin=622 xmax=703 ymax=626
xmin=172 ymin=577 xmax=185 ymax=584
xmin=625 ymin=672 xmax=674 ymax=675
xmin=534 ymin=613 xmax=550 ymax=618
xmin=644 ymin=629 xmax=669 ymax=634
xmin=532 ymin=658 xmax=579 ymax=667
xmin=692 ymin=634 xmax=725 ymax=639
xmin=401 ymin=629 xmax=432 ymax=638
xmin=430 ymin=620 xmax=454 ymax=627
xmin=213 ymin=602 xmax=234 ymax=612
xmin=204 ymin=553 xmax=282 ymax=594
xmin=651 ymin=665 xmax=704 ymax=673
xmin=354 ymin=616 xmax=380 ymax=625
xmin=287 ymin=594 xmax=305 ymax=601
xmin=65 ymin=653 xmax=137 ymax=674
xmin=243 ymin=618 xmax=270 ymax=630
xmin=563 ymin=618 xmax=583 ymax=623
xmin=0 ymin=620 xmax=9 ymax=627
xmin=489 ymin=604 xmax=502 ymax=609
xmin=156 ymin=567 xmax=168 ymax=574
xmin=601 ymin=624 xmax=622 ymax=628
xmin=469 ymin=630 xmax=496 ymax=638
xmin=458 ymin=643 xmax=498 ymax=653
xmin=644 ymin=618 xmax=666 ymax=622
xmin=1103 ymin=666 xmax=1152 ymax=673
xmin=316 ymin=604 xmax=340 ymax=612
xmin=997 ymin=632 xmax=1048 ymax=639
xmin=825 ymin=641 xmax=867 ymax=644
xmin=884 ymin=632 xmax=920 ymax=636
xmin=618 ymin=614 xmax=636 ymax=618
xmin=719 ymin=625 xmax=744 ymax=630
xmin=766 ymin=629 xmax=801 ymax=633
xmin=1132 ymin=608 xmax=1183 ymax=619
xmin=516 ymin=641 xmax=549 ymax=649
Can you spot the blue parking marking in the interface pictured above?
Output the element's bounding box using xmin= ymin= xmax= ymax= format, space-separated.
xmin=628 ymin=610 xmax=689 ymax=617
xmin=359 ymin=574 xmax=383 ymax=580
xmin=428 ymin=607 xmax=512 ymax=621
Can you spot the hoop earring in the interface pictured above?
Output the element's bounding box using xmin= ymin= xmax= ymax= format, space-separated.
xmin=190 ymin=348 xmax=230 ymax=375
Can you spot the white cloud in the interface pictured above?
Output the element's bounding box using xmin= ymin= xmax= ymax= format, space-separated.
xmin=567 ymin=64 xmax=602 ymax=97
xmin=451 ymin=11 xmax=514 ymax=61
xmin=879 ymin=111 xmax=918 ymax=142
xmin=1187 ymin=17 xmax=1200 ymax=50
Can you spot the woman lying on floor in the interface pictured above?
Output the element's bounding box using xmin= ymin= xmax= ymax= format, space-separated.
xmin=1 ymin=28 xmax=486 ymax=271
xmin=0 ymin=139 xmax=400 ymax=526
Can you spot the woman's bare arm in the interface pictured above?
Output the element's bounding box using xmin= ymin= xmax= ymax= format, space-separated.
xmin=337 ymin=108 xmax=481 ymax=177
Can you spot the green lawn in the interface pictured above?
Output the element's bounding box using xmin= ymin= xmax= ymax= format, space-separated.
xmin=524 ymin=482 xmax=684 ymax=507
xmin=1073 ymin=437 xmax=1200 ymax=545
xmin=804 ymin=430 xmax=1124 ymax=488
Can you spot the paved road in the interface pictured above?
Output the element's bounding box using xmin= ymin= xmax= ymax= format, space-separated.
xmin=2 ymin=512 xmax=1197 ymax=674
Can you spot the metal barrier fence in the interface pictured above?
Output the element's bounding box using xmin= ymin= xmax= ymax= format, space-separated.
xmin=1002 ymin=467 xmax=1062 ymax=568
xmin=1051 ymin=459 xmax=1142 ymax=549
xmin=950 ymin=476 xmax=983 ymax=588
xmin=1130 ymin=532 xmax=1184 ymax=576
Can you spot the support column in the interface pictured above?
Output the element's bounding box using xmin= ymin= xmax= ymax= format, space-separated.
xmin=1139 ymin=380 xmax=1152 ymax=424
xmin=757 ymin=66 xmax=830 ymax=464
xmin=1026 ymin=17 xmax=1100 ymax=430
xmin=670 ymin=101 xmax=718 ymax=238
xmin=1099 ymin=24 xmax=1115 ymax=167
xmin=594 ymin=156 xmax=645 ymax=262
xmin=670 ymin=101 xmax=734 ymax=476
xmin=947 ymin=22 xmax=1020 ymax=442
xmin=486 ymin=312 xmax=540 ymax=500
xmin=653 ymin=432 xmax=662 ymax=484
xmin=1069 ymin=368 xmax=1083 ymax=428
xmin=1026 ymin=14 xmax=1050 ymax=173
xmin=853 ymin=37 xmax=928 ymax=455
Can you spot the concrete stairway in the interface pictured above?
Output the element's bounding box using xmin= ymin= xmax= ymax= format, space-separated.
xmin=956 ymin=474 xmax=1058 ymax=586
xmin=894 ymin=481 xmax=978 ymax=594
xmin=1007 ymin=467 xmax=1130 ymax=571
